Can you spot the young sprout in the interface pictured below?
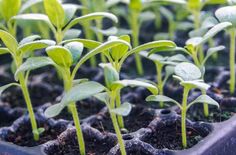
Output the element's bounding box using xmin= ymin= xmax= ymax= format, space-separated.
xmin=0 ymin=0 xmax=21 ymax=36
xmin=62 ymin=35 xmax=175 ymax=128
xmin=10 ymin=0 xmax=118 ymax=45
xmin=17 ymin=38 xmax=131 ymax=155
xmin=215 ymin=6 xmax=236 ymax=94
xmin=140 ymin=52 xmax=189 ymax=107
xmin=0 ymin=30 xmax=55 ymax=141
xmin=146 ymin=62 xmax=219 ymax=148
xmin=149 ymin=22 xmax=231 ymax=117
xmin=95 ymin=64 xmax=158 ymax=155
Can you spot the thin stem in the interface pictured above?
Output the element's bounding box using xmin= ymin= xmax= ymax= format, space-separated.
xmin=130 ymin=10 xmax=143 ymax=75
xmin=69 ymin=103 xmax=86 ymax=155
xmin=63 ymin=69 xmax=86 ymax=155
xmin=55 ymin=28 xmax=63 ymax=44
xmin=116 ymin=90 xmax=124 ymax=128
xmin=230 ymin=28 xmax=236 ymax=94
xmin=80 ymin=0 xmax=97 ymax=67
xmin=156 ymin=63 xmax=164 ymax=108
xmin=110 ymin=92 xmax=126 ymax=155
xmin=18 ymin=73 xmax=39 ymax=141
xmin=181 ymin=87 xmax=190 ymax=148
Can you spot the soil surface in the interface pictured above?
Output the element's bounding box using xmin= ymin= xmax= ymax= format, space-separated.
xmin=143 ymin=121 xmax=204 ymax=150
xmin=4 ymin=119 xmax=67 ymax=147
xmin=92 ymin=106 xmax=155 ymax=133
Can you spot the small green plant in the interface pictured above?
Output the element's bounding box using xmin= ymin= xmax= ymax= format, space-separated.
xmin=95 ymin=63 xmax=158 ymax=155
xmin=11 ymin=0 xmax=118 ymax=44
xmin=140 ymin=52 xmax=189 ymax=108
xmin=149 ymin=22 xmax=230 ymax=117
xmin=0 ymin=30 xmax=55 ymax=141
xmin=17 ymin=38 xmax=131 ymax=155
xmin=146 ymin=62 xmax=219 ymax=148
xmin=215 ymin=6 xmax=236 ymax=94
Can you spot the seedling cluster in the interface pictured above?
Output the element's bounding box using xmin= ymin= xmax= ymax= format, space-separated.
xmin=0 ymin=0 xmax=235 ymax=154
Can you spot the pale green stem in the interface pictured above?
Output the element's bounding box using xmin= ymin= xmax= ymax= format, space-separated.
xmin=63 ymin=70 xmax=86 ymax=155
xmin=110 ymin=92 xmax=126 ymax=155
xmin=156 ymin=63 xmax=164 ymax=108
xmin=55 ymin=28 xmax=64 ymax=44
xmin=19 ymin=73 xmax=39 ymax=141
xmin=230 ymin=28 xmax=236 ymax=94
xmin=116 ymin=90 xmax=124 ymax=128
xmin=181 ymin=87 xmax=190 ymax=148
xmin=202 ymin=89 xmax=209 ymax=117
xmin=130 ymin=10 xmax=143 ymax=75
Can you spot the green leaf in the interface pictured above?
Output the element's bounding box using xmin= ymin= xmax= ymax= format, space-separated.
xmin=187 ymin=0 xmax=201 ymax=10
xmin=63 ymin=29 xmax=81 ymax=40
xmin=72 ymin=79 xmax=89 ymax=86
xmin=62 ymin=4 xmax=82 ymax=26
xmin=181 ymin=80 xmax=210 ymax=90
xmin=0 ymin=83 xmax=20 ymax=96
xmin=64 ymin=12 xmax=118 ymax=32
xmin=46 ymin=46 xmax=73 ymax=68
xmin=0 ymin=0 xmax=21 ymax=22
xmin=91 ymin=27 xmax=118 ymax=36
xmin=129 ymin=0 xmax=142 ymax=11
xmin=186 ymin=37 xmax=203 ymax=47
xmin=202 ymin=22 xmax=232 ymax=44
xmin=215 ymin=6 xmax=236 ymax=27
xmin=110 ymin=35 xmax=131 ymax=61
xmin=19 ymin=35 xmax=41 ymax=45
xmin=45 ymin=81 xmax=105 ymax=118
xmin=146 ymin=95 xmax=180 ymax=107
xmin=202 ymin=46 xmax=225 ymax=66
xmin=111 ymin=79 xmax=158 ymax=94
xmin=19 ymin=0 xmax=43 ymax=14
xmin=43 ymin=0 xmax=65 ymax=28
xmin=167 ymin=54 xmax=189 ymax=62
xmin=15 ymin=57 xmax=56 ymax=80
xmin=94 ymin=92 xmax=110 ymax=104
xmin=0 ymin=30 xmax=18 ymax=53
xmin=140 ymin=51 xmax=165 ymax=63
xmin=61 ymin=39 xmax=101 ymax=49
xmin=99 ymin=63 xmax=119 ymax=88
xmin=64 ymin=42 xmax=84 ymax=64
xmin=202 ymin=16 xmax=219 ymax=29
xmin=175 ymin=62 xmax=202 ymax=81
xmin=187 ymin=95 xmax=219 ymax=110
xmin=110 ymin=102 xmax=132 ymax=116
xmin=18 ymin=40 xmax=56 ymax=55
xmin=0 ymin=48 xmax=10 ymax=55
xmin=11 ymin=14 xmax=56 ymax=33
xmin=147 ymin=0 xmax=186 ymax=5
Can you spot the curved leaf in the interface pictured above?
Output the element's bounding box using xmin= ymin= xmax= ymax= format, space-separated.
xmin=61 ymin=39 xmax=101 ymax=49
xmin=19 ymin=35 xmax=41 ymax=45
xmin=0 ymin=48 xmax=10 ymax=55
xmin=0 ymin=0 xmax=21 ymax=22
xmin=110 ymin=102 xmax=132 ymax=116
xmin=46 ymin=46 xmax=73 ymax=68
xmin=62 ymin=4 xmax=82 ymax=26
xmin=111 ymin=79 xmax=158 ymax=94
xmin=99 ymin=63 xmax=119 ymax=88
xmin=146 ymin=95 xmax=181 ymax=108
xmin=175 ymin=62 xmax=202 ymax=81
xmin=44 ymin=103 xmax=64 ymax=118
xmin=64 ymin=12 xmax=118 ymax=32
xmin=43 ymin=0 xmax=65 ymax=28
xmin=181 ymin=80 xmax=210 ymax=90
xmin=18 ymin=40 xmax=56 ymax=55
xmin=187 ymin=95 xmax=219 ymax=110
xmin=215 ymin=6 xmax=236 ymax=27
xmin=64 ymin=42 xmax=84 ymax=64
xmin=0 ymin=30 xmax=18 ymax=53
xmin=0 ymin=83 xmax=20 ymax=96
xmin=202 ymin=46 xmax=225 ymax=66
xmin=15 ymin=57 xmax=56 ymax=80
xmin=20 ymin=0 xmax=43 ymax=13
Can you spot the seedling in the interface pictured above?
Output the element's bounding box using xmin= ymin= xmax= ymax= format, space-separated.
xmin=10 ymin=0 xmax=118 ymax=45
xmin=94 ymin=64 xmax=158 ymax=155
xmin=140 ymin=52 xmax=189 ymax=107
xmin=149 ymin=22 xmax=231 ymax=117
xmin=146 ymin=62 xmax=219 ymax=148
xmin=0 ymin=30 xmax=55 ymax=141
xmin=215 ymin=6 xmax=236 ymax=94
xmin=17 ymin=38 xmax=131 ymax=155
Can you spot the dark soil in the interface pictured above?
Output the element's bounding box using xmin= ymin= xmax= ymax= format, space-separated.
xmin=55 ymin=99 xmax=105 ymax=120
xmin=0 ymin=107 xmax=24 ymax=127
xmin=92 ymin=106 xmax=155 ymax=133
xmin=4 ymin=119 xmax=67 ymax=147
xmin=143 ymin=121 xmax=204 ymax=150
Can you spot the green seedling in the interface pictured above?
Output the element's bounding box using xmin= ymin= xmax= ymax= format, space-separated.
xmin=0 ymin=30 xmax=55 ymax=141
xmin=17 ymin=38 xmax=131 ymax=155
xmin=10 ymin=0 xmax=118 ymax=45
xmin=140 ymin=51 xmax=189 ymax=107
xmin=215 ymin=6 xmax=236 ymax=94
xmin=146 ymin=62 xmax=219 ymax=148
xmin=95 ymin=64 xmax=158 ymax=155
xmin=149 ymin=21 xmax=231 ymax=117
